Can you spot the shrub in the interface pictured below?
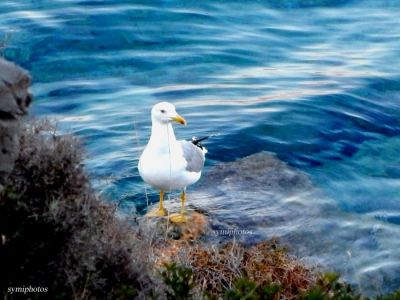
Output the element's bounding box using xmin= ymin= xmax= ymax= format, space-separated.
xmin=0 ymin=120 xmax=152 ymax=299
xmin=376 ymin=291 xmax=400 ymax=300
xmin=224 ymin=278 xmax=281 ymax=300
xmin=161 ymin=263 xmax=195 ymax=300
xmin=302 ymin=272 xmax=360 ymax=300
xmin=179 ymin=239 xmax=314 ymax=299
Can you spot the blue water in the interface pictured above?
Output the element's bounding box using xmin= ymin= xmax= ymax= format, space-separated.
xmin=1 ymin=0 xmax=400 ymax=294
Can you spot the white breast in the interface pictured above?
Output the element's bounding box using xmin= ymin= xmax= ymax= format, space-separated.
xmin=138 ymin=142 xmax=201 ymax=191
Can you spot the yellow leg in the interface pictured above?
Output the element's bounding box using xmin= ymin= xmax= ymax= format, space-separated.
xmin=146 ymin=191 xmax=167 ymax=217
xmin=170 ymin=190 xmax=187 ymax=223
xmin=180 ymin=190 xmax=185 ymax=215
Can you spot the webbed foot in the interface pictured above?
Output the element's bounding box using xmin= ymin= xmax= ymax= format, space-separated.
xmin=169 ymin=213 xmax=187 ymax=223
xmin=146 ymin=208 xmax=167 ymax=217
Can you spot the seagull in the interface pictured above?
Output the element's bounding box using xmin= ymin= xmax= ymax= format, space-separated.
xmin=138 ymin=102 xmax=207 ymax=223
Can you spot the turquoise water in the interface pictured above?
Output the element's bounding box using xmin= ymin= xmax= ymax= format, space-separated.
xmin=1 ymin=0 xmax=400 ymax=294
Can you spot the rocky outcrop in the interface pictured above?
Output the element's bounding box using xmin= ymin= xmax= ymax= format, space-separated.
xmin=0 ymin=57 xmax=32 ymax=191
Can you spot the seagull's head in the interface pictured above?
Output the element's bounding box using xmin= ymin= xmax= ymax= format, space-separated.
xmin=151 ymin=102 xmax=187 ymax=125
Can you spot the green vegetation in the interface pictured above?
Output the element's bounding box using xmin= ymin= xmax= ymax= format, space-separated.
xmin=302 ymin=272 xmax=361 ymax=300
xmin=224 ymin=278 xmax=281 ymax=300
xmin=1 ymin=120 xmax=399 ymax=299
xmin=161 ymin=263 xmax=195 ymax=300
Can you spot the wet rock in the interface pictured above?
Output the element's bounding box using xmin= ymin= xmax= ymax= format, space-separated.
xmin=0 ymin=58 xmax=32 ymax=191
xmin=138 ymin=211 xmax=210 ymax=242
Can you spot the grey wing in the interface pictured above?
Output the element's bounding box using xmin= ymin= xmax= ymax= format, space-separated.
xmin=180 ymin=140 xmax=205 ymax=173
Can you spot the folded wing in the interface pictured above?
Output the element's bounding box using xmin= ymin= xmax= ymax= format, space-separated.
xmin=180 ymin=140 xmax=205 ymax=173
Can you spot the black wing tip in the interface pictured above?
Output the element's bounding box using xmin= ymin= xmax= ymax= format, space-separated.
xmin=191 ymin=135 xmax=210 ymax=149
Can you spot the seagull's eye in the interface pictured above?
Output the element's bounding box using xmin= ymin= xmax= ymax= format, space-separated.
xmin=160 ymin=109 xmax=166 ymax=114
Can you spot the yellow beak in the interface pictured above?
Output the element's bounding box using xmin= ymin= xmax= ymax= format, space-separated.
xmin=170 ymin=115 xmax=187 ymax=125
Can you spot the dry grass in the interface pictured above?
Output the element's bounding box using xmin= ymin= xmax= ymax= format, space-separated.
xmin=186 ymin=242 xmax=244 ymax=295
xmin=166 ymin=239 xmax=315 ymax=299
xmin=241 ymin=241 xmax=315 ymax=299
